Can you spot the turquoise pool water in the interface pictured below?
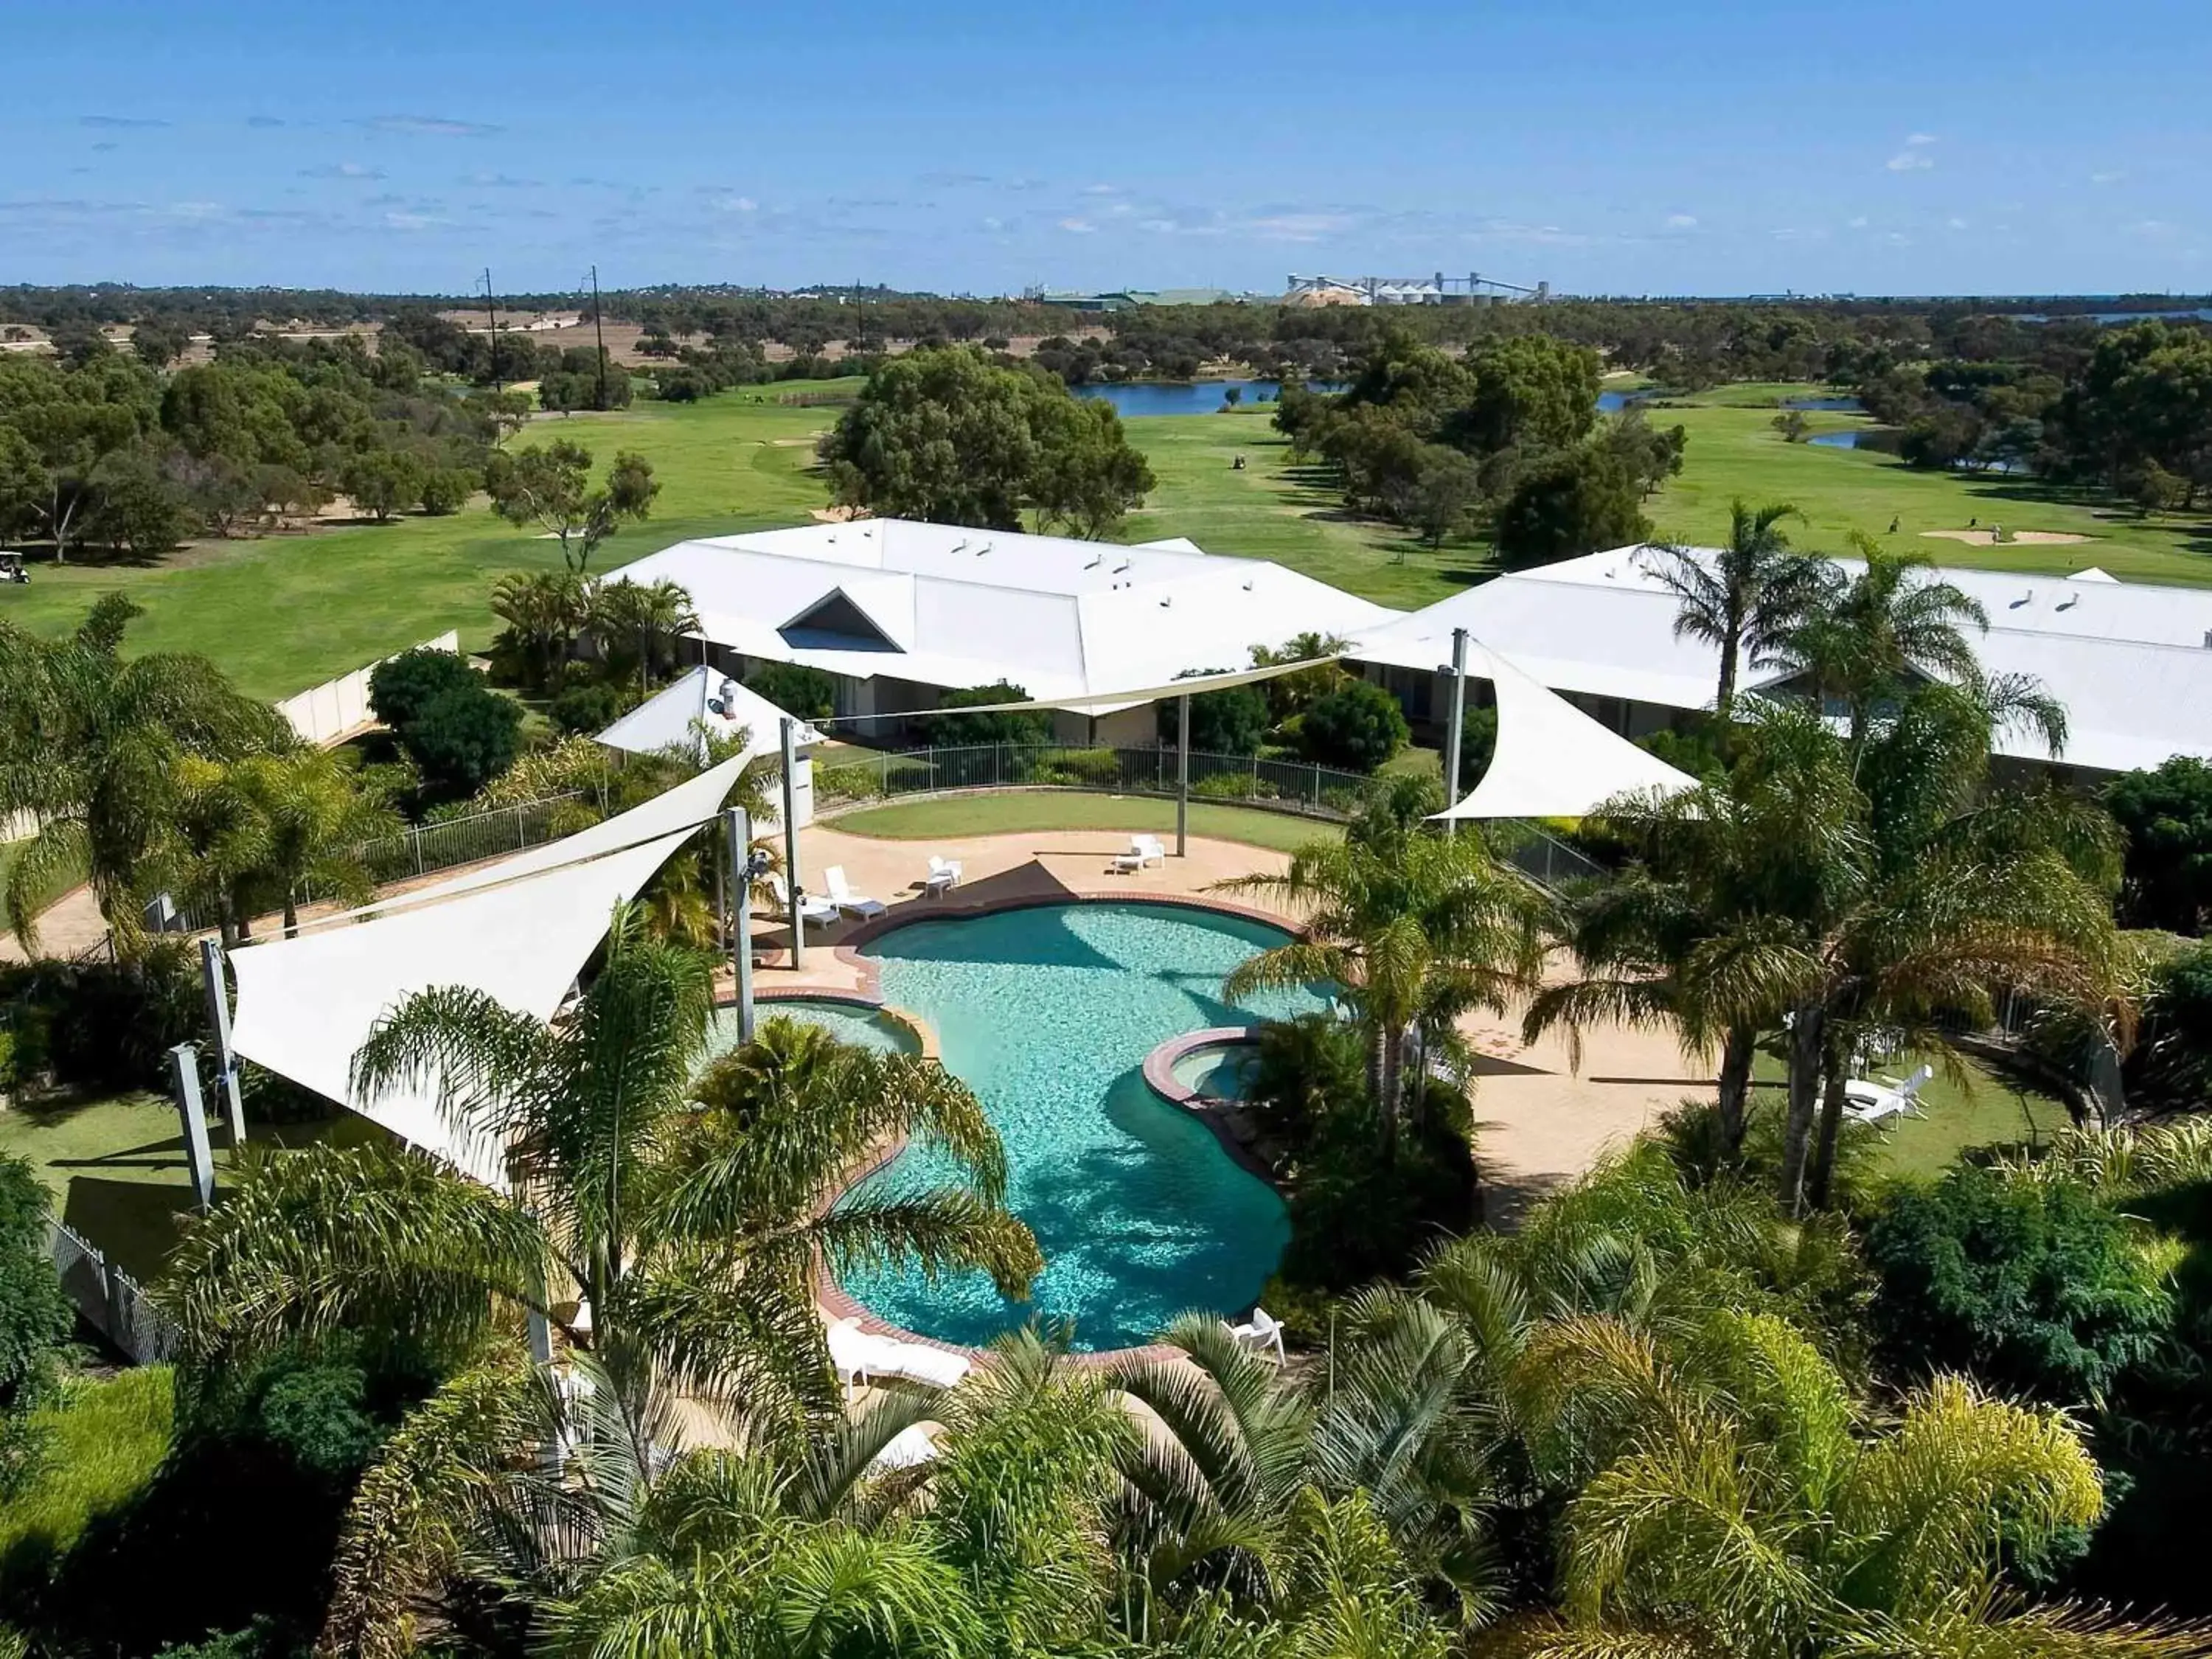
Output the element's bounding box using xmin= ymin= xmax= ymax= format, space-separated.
xmin=840 ymin=902 xmax=1325 ymax=1352
xmin=1172 ymin=1040 xmax=1262 ymax=1102
xmin=700 ymin=996 xmax=919 ymax=1068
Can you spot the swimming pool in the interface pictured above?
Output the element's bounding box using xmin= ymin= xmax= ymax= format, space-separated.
xmin=700 ymin=995 xmax=920 ymax=1067
xmin=839 ymin=902 xmax=1326 ymax=1352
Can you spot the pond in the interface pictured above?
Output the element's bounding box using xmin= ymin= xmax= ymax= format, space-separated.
xmin=1073 ymin=379 xmax=1340 ymax=417
xmin=1780 ymin=394 xmax=1865 ymax=412
xmin=838 ymin=901 xmax=1326 ymax=1352
xmin=1809 ymin=430 xmax=1864 ymax=449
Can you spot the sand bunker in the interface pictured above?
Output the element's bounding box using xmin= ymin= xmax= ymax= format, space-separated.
xmin=1919 ymin=529 xmax=2092 ymax=546
xmin=810 ymin=506 xmax=869 ymax=523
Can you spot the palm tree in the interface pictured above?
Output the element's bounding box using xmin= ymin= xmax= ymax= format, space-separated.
xmin=1217 ymin=831 xmax=1550 ymax=1166
xmin=490 ymin=569 xmax=589 ymax=690
xmin=218 ymin=747 xmax=403 ymax=936
xmin=1637 ymin=501 xmax=1822 ymax=721
xmin=161 ymin=924 xmax=1041 ymax=1512
xmin=0 ymin=594 xmax=289 ymax=950
xmin=590 ymin=577 xmax=700 ymax=694
xmin=1767 ymin=535 xmax=2063 ymax=755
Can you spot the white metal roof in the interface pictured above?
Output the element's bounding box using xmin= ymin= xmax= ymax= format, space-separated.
xmin=1353 ymin=545 xmax=2212 ymax=775
xmin=594 ymin=665 xmax=824 ymax=759
xmin=604 ymin=519 xmax=1402 ymax=711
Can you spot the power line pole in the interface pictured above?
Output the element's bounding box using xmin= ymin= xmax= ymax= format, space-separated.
xmin=482 ymin=267 xmax=503 ymax=394
xmin=589 ymin=264 xmax=608 ymax=409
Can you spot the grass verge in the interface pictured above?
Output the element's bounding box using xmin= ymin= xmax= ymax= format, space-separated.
xmin=0 ymin=1366 xmax=173 ymax=1572
xmin=831 ymin=792 xmax=1343 ymax=856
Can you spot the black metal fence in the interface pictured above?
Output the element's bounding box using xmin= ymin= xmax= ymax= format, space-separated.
xmin=813 ymin=742 xmax=1604 ymax=888
xmin=48 ymin=1217 xmax=175 ymax=1365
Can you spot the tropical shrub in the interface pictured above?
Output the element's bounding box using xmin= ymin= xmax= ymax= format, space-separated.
xmin=0 ymin=1158 xmax=71 ymax=1498
xmin=364 ymin=648 xmax=477 ymax=733
xmin=2105 ymin=755 xmax=2212 ymax=933
xmin=1864 ymin=1162 xmax=2174 ymax=1405
xmin=1297 ymin=680 xmax=1410 ymax=773
xmin=391 ymin=684 xmax=522 ymax=797
xmin=933 ymin=681 xmax=1052 ymax=746
xmin=0 ymin=943 xmax=204 ymax=1093
xmin=546 ymin=681 xmax=627 ymax=737
xmin=1160 ymin=674 xmax=1270 ymax=756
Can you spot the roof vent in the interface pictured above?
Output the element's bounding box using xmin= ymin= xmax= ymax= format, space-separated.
xmin=1242 ymin=579 xmax=1254 ymax=591
xmin=2203 ymin=630 xmax=2212 ymax=650
xmin=1084 ymin=554 xmax=1103 ymax=568
xmin=1113 ymin=560 xmax=1132 ymax=574
xmin=949 ymin=539 xmax=968 ymax=555
xmin=2010 ymin=588 xmax=2033 ymax=609
xmin=1160 ymin=596 xmax=1172 ymax=608
xmin=975 ymin=542 xmax=990 ymax=555
xmin=2056 ymin=593 xmax=2078 ymax=611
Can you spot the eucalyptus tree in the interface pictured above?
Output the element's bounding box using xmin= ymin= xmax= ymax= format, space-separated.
xmin=1637 ymin=500 xmax=1822 ymax=720
xmin=1217 ymin=828 xmax=1551 ymax=1166
xmin=0 ymin=593 xmax=291 ymax=950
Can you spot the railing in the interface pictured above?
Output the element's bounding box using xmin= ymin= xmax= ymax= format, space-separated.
xmin=47 ymin=1216 xmax=177 ymax=1366
xmin=355 ymin=791 xmax=590 ymax=884
xmin=813 ymin=742 xmax=1604 ymax=889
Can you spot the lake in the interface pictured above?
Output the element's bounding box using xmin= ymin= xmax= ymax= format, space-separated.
xmin=1074 ymin=379 xmax=1339 ymax=417
xmin=1809 ymin=430 xmax=1863 ymax=449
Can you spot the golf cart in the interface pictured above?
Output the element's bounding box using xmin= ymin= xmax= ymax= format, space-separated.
xmin=0 ymin=552 xmax=27 ymax=585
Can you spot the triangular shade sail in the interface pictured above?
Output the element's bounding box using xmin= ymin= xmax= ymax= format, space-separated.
xmin=229 ymin=830 xmax=695 ymax=1183
xmin=1434 ymin=650 xmax=1697 ymax=820
xmin=225 ymin=753 xmax=751 ymax=1183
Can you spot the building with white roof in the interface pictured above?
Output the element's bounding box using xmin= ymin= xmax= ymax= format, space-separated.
xmin=1348 ymin=545 xmax=2212 ymax=778
xmin=605 ymin=518 xmax=1402 ymax=745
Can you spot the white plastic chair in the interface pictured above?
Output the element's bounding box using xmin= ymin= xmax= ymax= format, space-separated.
xmin=824 ymin=865 xmax=888 ymax=919
xmin=924 ymin=855 xmax=963 ymax=895
xmin=1843 ymin=1062 xmax=1934 ymax=1124
xmin=1228 ymin=1306 xmax=1286 ymax=1365
xmin=827 ymin=1316 xmax=902 ymax=1400
xmin=1113 ymin=835 xmax=1167 ymax=873
xmin=767 ymin=871 xmax=837 ymax=930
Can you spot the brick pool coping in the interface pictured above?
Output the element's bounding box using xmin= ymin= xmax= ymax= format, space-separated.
xmin=777 ymin=888 xmax=1301 ymax=1373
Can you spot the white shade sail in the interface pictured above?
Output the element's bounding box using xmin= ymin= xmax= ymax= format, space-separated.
xmin=226 ymin=753 xmax=751 ymax=1182
xmin=1435 ymin=650 xmax=1697 ymax=821
xmin=596 ymin=665 xmax=825 ymax=760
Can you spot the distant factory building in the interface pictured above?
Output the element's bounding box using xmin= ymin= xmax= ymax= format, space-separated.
xmin=1284 ymin=272 xmax=1551 ymax=306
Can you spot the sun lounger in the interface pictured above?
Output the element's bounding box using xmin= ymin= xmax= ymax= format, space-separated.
xmin=1843 ymin=1062 xmax=1934 ymax=1124
xmin=827 ymin=1316 xmax=973 ymax=1396
xmin=767 ymin=871 xmax=837 ymax=930
xmin=1227 ymin=1305 xmax=1286 ymax=1364
xmin=924 ymin=855 xmax=963 ymax=895
xmin=824 ymin=865 xmax=888 ymax=919
xmin=1112 ymin=835 xmax=1167 ymax=873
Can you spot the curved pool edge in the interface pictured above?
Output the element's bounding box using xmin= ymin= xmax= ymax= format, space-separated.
xmin=745 ymin=986 xmax=940 ymax=1060
xmin=808 ymin=892 xmax=1304 ymax=1371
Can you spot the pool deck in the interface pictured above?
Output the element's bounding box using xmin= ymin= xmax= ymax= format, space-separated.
xmin=749 ymin=821 xmax=1714 ymax=1365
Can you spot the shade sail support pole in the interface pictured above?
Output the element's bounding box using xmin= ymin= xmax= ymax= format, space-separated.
xmin=1175 ymin=694 xmax=1190 ymax=858
xmin=727 ymin=806 xmax=757 ymax=1042
xmin=1442 ymin=627 xmax=1468 ymax=841
xmin=781 ymin=717 xmax=804 ymax=968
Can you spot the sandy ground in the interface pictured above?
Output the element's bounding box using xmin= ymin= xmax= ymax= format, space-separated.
xmin=759 ymin=821 xmax=1708 ymax=1220
xmin=1920 ymin=528 xmax=2091 ymax=546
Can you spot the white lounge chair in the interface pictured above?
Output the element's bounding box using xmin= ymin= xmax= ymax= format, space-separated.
xmin=924 ymin=855 xmax=963 ymax=895
xmin=1228 ymin=1306 xmax=1286 ymax=1365
xmin=1112 ymin=835 xmax=1167 ymax=873
xmin=827 ymin=1317 xmax=902 ymax=1400
xmin=767 ymin=871 xmax=837 ymax=931
xmin=1844 ymin=1062 xmax=1934 ymax=1124
xmin=824 ymin=865 xmax=888 ymax=919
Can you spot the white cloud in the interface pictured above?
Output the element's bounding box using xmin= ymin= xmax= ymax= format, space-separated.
xmin=1887 ymin=150 xmax=1934 ymax=172
xmin=1905 ymin=132 xmax=1937 ymax=146
xmin=1947 ymin=216 xmax=1969 ymax=229
xmin=1664 ymin=213 xmax=1697 ymax=229
xmin=981 ymin=215 xmax=1003 ymax=232
xmin=383 ymin=209 xmax=444 ymax=230
xmin=1057 ymin=216 xmax=1095 ymax=233
xmin=301 ymin=161 xmax=384 ymax=181
xmin=2090 ymin=170 xmax=2126 ymax=185
xmin=1082 ymin=182 xmax=1120 ymax=195
xmin=1846 ymin=215 xmax=1870 ymax=229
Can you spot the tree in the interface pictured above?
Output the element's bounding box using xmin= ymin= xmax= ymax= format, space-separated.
xmin=0 ymin=1155 xmax=72 ymax=1495
xmin=218 ymin=748 xmax=401 ymax=936
xmin=1458 ymin=333 xmax=1601 ymax=456
xmin=1636 ymin=500 xmax=1818 ymax=720
xmin=1029 ymin=396 xmax=1157 ymax=539
xmin=1219 ymin=829 xmax=1549 ymax=1165
xmin=339 ymin=448 xmax=424 ymax=524
xmin=1298 ymin=680 xmax=1410 ymax=773
xmin=1161 ymin=669 xmax=1270 ymax=756
xmin=744 ymin=661 xmax=837 ymax=723
xmin=588 ymin=576 xmax=700 ymax=692
xmin=821 ymin=346 xmax=1152 ymax=532
xmin=398 ymin=682 xmax=522 ymax=796
xmin=162 ymin=950 xmax=1040 ymax=1647
xmin=2104 ymin=756 xmax=2212 ymax=933
xmin=1407 ymin=444 xmax=1482 ymax=549
xmin=488 ymin=569 xmax=589 ymax=690
xmin=86 ymin=442 xmax=189 ymax=554
xmin=934 ymin=681 xmax=1053 ymax=746
xmin=1492 ymin=444 xmax=1652 ymax=568
xmin=485 ymin=442 xmax=659 ymax=574
xmin=366 ymin=647 xmax=479 ymax=731
xmin=0 ymin=594 xmax=290 ymax=949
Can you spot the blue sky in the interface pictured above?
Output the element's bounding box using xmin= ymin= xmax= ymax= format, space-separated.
xmin=5 ymin=0 xmax=2205 ymax=299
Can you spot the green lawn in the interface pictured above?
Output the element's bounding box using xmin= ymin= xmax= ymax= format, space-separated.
xmin=831 ymin=792 xmax=1343 ymax=855
xmin=0 ymin=1091 xmax=386 ymax=1281
xmin=8 ymin=377 xmax=2205 ymax=703
xmin=0 ymin=1366 xmax=173 ymax=1575
xmin=1750 ymin=1043 xmax=2071 ymax=1182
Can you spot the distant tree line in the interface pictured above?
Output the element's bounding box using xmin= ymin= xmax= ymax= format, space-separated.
xmin=0 ymin=331 xmax=509 ymax=560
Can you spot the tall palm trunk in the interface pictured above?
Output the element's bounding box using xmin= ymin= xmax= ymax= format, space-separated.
xmin=1717 ymin=1026 xmax=1756 ymax=1155
xmin=1778 ymin=1003 xmax=1824 ymax=1214
xmin=1373 ymin=1022 xmax=1403 ymax=1169
xmin=1715 ymin=594 xmax=1744 ymax=720
xmin=1806 ymin=1037 xmax=1851 ymax=1210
